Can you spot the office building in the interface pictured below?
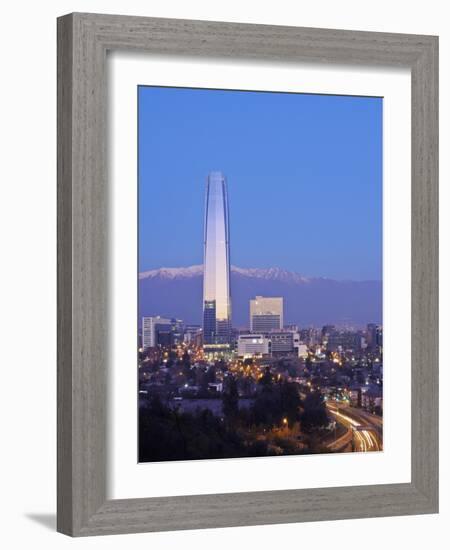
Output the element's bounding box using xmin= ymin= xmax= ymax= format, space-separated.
xmin=299 ymin=327 xmax=320 ymax=346
xmin=170 ymin=318 xmax=185 ymax=345
xmin=237 ymin=334 xmax=270 ymax=358
xmin=327 ymin=330 xmax=362 ymax=352
xmin=183 ymin=324 xmax=201 ymax=344
xmin=321 ymin=325 xmax=336 ymax=343
xmin=202 ymin=172 xmax=232 ymax=346
xmin=250 ymin=296 xmax=283 ymax=333
xmin=366 ymin=323 xmax=383 ymax=351
xmin=269 ymin=331 xmax=295 ymax=354
xmin=142 ymin=316 xmax=172 ymax=350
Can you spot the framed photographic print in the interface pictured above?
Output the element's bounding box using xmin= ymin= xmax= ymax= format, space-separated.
xmin=57 ymin=13 xmax=438 ymax=536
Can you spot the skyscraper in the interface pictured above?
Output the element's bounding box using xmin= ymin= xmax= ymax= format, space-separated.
xmin=203 ymin=171 xmax=232 ymax=345
xmin=250 ymin=296 xmax=283 ymax=333
xmin=142 ymin=316 xmax=172 ymax=350
xmin=366 ymin=323 xmax=383 ymax=351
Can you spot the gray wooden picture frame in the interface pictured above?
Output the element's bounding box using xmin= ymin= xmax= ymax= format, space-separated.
xmin=57 ymin=12 xmax=439 ymax=537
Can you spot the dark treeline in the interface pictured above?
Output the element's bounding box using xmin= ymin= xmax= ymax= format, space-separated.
xmin=139 ymin=372 xmax=329 ymax=462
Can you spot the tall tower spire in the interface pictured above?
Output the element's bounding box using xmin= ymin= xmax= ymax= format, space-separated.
xmin=203 ymin=171 xmax=232 ymax=346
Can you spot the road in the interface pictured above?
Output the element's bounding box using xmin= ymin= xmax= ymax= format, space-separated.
xmin=326 ymin=401 xmax=383 ymax=452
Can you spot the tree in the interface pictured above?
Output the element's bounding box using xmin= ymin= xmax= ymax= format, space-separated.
xmin=139 ymin=395 xmax=254 ymax=462
xmin=251 ymin=389 xmax=279 ymax=427
xmin=222 ymin=377 xmax=239 ymax=423
xmin=259 ymin=368 xmax=273 ymax=388
xmin=304 ymin=355 xmax=312 ymax=373
xmin=251 ymin=373 xmax=282 ymax=427
xmin=182 ymin=350 xmax=190 ymax=366
xmin=280 ymin=382 xmax=302 ymax=426
xmin=206 ymin=364 xmax=217 ymax=384
xmin=300 ymin=391 xmax=329 ymax=433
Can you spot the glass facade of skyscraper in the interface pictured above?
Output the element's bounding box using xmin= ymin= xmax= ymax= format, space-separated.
xmin=203 ymin=172 xmax=232 ymax=344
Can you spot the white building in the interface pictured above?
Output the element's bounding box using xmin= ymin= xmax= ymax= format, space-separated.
xmin=250 ymin=296 xmax=283 ymax=332
xmin=296 ymin=343 xmax=308 ymax=358
xmin=183 ymin=324 xmax=201 ymax=344
xmin=142 ymin=316 xmax=171 ymax=349
xmin=237 ymin=334 xmax=270 ymax=358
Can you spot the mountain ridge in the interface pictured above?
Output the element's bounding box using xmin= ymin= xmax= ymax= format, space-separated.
xmin=139 ymin=265 xmax=380 ymax=284
xmin=138 ymin=265 xmax=382 ymax=327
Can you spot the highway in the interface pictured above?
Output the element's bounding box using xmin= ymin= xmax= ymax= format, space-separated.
xmin=326 ymin=401 xmax=383 ymax=452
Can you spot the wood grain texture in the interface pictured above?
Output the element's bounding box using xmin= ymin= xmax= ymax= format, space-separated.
xmin=410 ymin=35 xmax=439 ymax=505
xmin=57 ymin=13 xmax=74 ymax=535
xmin=57 ymin=12 xmax=439 ymax=536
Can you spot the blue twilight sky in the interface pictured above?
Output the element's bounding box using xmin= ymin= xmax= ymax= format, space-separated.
xmin=138 ymin=86 xmax=382 ymax=281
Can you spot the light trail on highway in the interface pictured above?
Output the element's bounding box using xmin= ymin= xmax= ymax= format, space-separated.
xmin=327 ymin=401 xmax=382 ymax=452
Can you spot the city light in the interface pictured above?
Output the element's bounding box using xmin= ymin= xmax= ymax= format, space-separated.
xmin=138 ymin=171 xmax=382 ymax=462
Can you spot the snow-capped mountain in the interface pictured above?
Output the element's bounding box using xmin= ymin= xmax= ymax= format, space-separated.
xmin=139 ymin=265 xmax=203 ymax=280
xmin=139 ymin=265 xmax=312 ymax=283
xmin=139 ymin=265 xmax=382 ymax=327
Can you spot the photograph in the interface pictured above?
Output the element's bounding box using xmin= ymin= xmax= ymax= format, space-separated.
xmin=137 ymin=85 xmax=383 ymax=463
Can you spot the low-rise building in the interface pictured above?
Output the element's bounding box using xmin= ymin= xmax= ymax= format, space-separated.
xmin=296 ymin=343 xmax=309 ymax=358
xmin=269 ymin=331 xmax=295 ymax=354
xmin=237 ymin=334 xmax=270 ymax=358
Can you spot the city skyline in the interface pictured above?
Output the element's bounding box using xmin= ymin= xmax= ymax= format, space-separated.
xmin=138 ymin=86 xmax=382 ymax=281
xmin=138 ymin=260 xmax=382 ymax=328
xmin=138 ymin=86 xmax=383 ymax=463
xmin=139 ymin=169 xmax=381 ymax=328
